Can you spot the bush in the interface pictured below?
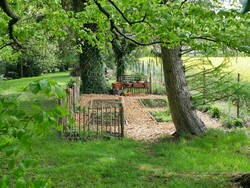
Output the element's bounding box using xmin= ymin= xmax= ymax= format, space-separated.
xmin=222 ymin=118 xmax=245 ymax=128
xmin=208 ymin=106 xmax=220 ymax=118
xmin=197 ymin=104 xmax=213 ymax=112
xmin=17 ymin=55 xmax=43 ymax=77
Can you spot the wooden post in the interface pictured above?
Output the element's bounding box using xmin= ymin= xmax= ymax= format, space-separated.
xmin=73 ymin=83 xmax=76 ymax=113
xmin=76 ymin=76 xmax=81 ymax=109
xmin=120 ymin=103 xmax=124 ymax=138
xmin=237 ymin=73 xmax=240 ymax=118
xmin=149 ymin=73 xmax=152 ymax=94
xmin=202 ymin=67 xmax=206 ymax=105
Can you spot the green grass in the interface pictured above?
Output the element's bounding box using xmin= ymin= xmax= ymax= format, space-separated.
xmin=22 ymin=129 xmax=250 ymax=187
xmin=2 ymin=72 xmax=250 ymax=187
xmin=140 ymin=57 xmax=250 ymax=82
xmin=0 ymin=72 xmax=71 ymax=94
xmin=140 ymin=99 xmax=168 ymax=108
xmin=150 ymin=109 xmax=172 ymax=122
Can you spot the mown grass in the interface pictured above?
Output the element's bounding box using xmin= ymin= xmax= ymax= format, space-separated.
xmin=139 ymin=57 xmax=250 ymax=82
xmin=23 ymin=129 xmax=250 ymax=187
xmin=0 ymin=72 xmax=71 ymax=94
xmin=2 ymin=72 xmax=250 ymax=187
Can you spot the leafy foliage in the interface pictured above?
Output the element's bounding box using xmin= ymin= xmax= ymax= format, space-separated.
xmin=150 ymin=109 xmax=172 ymax=122
xmin=222 ymin=117 xmax=245 ymax=128
xmin=208 ymin=106 xmax=221 ymax=118
xmin=0 ymin=80 xmax=68 ymax=187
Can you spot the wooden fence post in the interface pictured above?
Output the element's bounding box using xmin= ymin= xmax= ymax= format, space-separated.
xmin=202 ymin=67 xmax=207 ymax=105
xmin=149 ymin=73 xmax=152 ymax=94
xmin=237 ymin=73 xmax=240 ymax=118
xmin=120 ymin=103 xmax=124 ymax=138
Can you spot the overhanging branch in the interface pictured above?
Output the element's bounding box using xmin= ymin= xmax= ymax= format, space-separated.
xmin=0 ymin=0 xmax=22 ymax=48
xmin=106 ymin=0 xmax=146 ymax=26
xmin=0 ymin=42 xmax=14 ymax=50
xmin=93 ymin=0 xmax=164 ymax=46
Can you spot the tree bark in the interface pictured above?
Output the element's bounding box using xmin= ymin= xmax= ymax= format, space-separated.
xmin=111 ymin=38 xmax=136 ymax=82
xmin=80 ymin=41 xmax=108 ymax=94
xmin=72 ymin=0 xmax=108 ymax=94
xmin=161 ymin=46 xmax=207 ymax=135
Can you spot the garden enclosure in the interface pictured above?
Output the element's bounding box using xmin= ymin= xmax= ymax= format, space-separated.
xmin=59 ymin=78 xmax=125 ymax=140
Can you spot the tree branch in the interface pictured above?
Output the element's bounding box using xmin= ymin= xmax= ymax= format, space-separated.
xmin=0 ymin=0 xmax=22 ymax=48
xmin=106 ymin=0 xmax=146 ymax=26
xmin=190 ymin=36 xmax=217 ymax=43
xmin=191 ymin=36 xmax=250 ymax=54
xmin=180 ymin=0 xmax=188 ymax=8
xmin=93 ymin=0 xmax=164 ymax=46
xmin=0 ymin=42 xmax=14 ymax=50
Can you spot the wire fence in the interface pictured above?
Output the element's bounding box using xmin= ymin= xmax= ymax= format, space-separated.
xmin=58 ymin=78 xmax=125 ymax=140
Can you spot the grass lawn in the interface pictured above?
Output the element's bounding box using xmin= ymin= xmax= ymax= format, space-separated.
xmin=0 ymin=72 xmax=71 ymax=94
xmin=23 ymin=129 xmax=250 ymax=187
xmin=1 ymin=72 xmax=250 ymax=187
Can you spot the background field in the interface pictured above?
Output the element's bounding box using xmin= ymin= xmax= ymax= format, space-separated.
xmin=139 ymin=57 xmax=250 ymax=82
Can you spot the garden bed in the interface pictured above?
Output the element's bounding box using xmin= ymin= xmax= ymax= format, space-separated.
xmin=150 ymin=109 xmax=172 ymax=122
xmin=90 ymin=99 xmax=122 ymax=108
xmin=140 ymin=98 xmax=168 ymax=108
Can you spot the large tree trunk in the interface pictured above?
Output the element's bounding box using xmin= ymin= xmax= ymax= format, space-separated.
xmin=80 ymin=41 xmax=108 ymax=94
xmin=161 ymin=46 xmax=207 ymax=135
xmin=112 ymin=37 xmax=136 ymax=82
xmin=72 ymin=0 xmax=108 ymax=94
xmin=116 ymin=56 xmax=125 ymax=82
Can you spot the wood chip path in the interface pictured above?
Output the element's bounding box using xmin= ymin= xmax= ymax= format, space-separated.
xmin=80 ymin=94 xmax=221 ymax=141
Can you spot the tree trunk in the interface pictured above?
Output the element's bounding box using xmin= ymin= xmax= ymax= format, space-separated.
xmin=161 ymin=46 xmax=207 ymax=135
xmin=116 ymin=56 xmax=125 ymax=82
xmin=80 ymin=42 xmax=108 ymax=94
xmin=112 ymin=37 xmax=136 ymax=82
xmin=72 ymin=0 xmax=108 ymax=94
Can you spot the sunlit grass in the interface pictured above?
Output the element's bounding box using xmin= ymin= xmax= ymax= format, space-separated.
xmin=139 ymin=57 xmax=250 ymax=82
xmin=0 ymin=72 xmax=71 ymax=94
xmin=22 ymin=129 xmax=250 ymax=187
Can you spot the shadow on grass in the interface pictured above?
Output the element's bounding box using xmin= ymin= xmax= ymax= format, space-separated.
xmin=22 ymin=128 xmax=250 ymax=187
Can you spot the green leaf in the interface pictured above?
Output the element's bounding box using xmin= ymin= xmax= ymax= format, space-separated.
xmin=28 ymin=82 xmax=40 ymax=94
xmin=21 ymin=159 xmax=33 ymax=169
xmin=39 ymin=80 xmax=51 ymax=94
xmin=16 ymin=177 xmax=26 ymax=188
xmin=0 ymin=175 xmax=9 ymax=188
xmin=8 ymin=160 xmax=16 ymax=170
xmin=55 ymin=85 xmax=66 ymax=99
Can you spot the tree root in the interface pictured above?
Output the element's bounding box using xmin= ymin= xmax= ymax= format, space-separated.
xmin=232 ymin=173 xmax=250 ymax=188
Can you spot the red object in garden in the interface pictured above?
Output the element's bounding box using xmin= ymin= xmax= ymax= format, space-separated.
xmin=124 ymin=83 xmax=133 ymax=87
xmin=144 ymin=82 xmax=149 ymax=88
xmin=112 ymin=82 xmax=123 ymax=89
xmin=133 ymin=83 xmax=144 ymax=88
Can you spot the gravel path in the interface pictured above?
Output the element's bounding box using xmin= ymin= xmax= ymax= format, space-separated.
xmin=81 ymin=94 xmax=221 ymax=141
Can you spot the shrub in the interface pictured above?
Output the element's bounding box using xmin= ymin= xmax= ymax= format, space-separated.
xmin=197 ymin=104 xmax=213 ymax=112
xmin=0 ymin=80 xmax=67 ymax=187
xmin=208 ymin=106 xmax=220 ymax=118
xmin=4 ymin=62 xmax=19 ymax=79
xmin=222 ymin=118 xmax=245 ymax=128
xmin=17 ymin=55 xmax=43 ymax=77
